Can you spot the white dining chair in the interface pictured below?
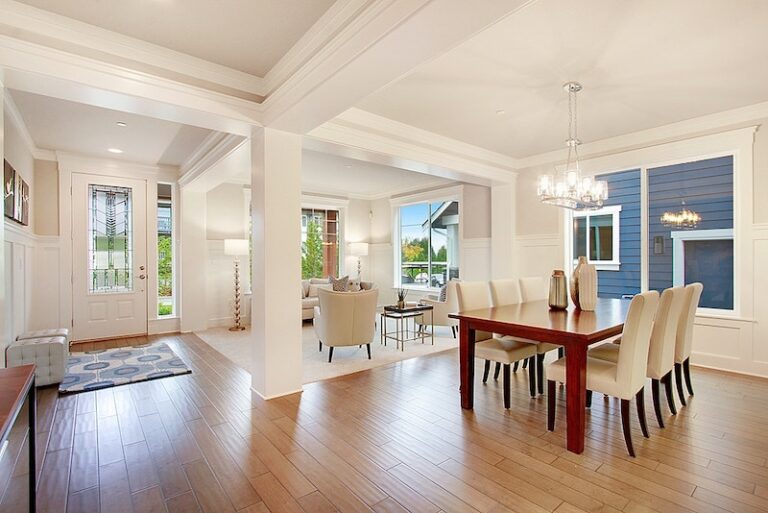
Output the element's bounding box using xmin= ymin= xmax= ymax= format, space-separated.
xmin=490 ymin=278 xmax=559 ymax=394
xmin=456 ymin=281 xmax=538 ymax=408
xmin=589 ymin=286 xmax=686 ymax=427
xmin=674 ymin=282 xmax=703 ymax=406
xmin=547 ymin=290 xmax=660 ymax=457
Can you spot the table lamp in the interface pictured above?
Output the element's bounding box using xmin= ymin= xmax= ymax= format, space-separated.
xmin=224 ymin=239 xmax=249 ymax=331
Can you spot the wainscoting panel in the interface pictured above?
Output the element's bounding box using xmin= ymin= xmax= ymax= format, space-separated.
xmin=515 ymin=234 xmax=563 ymax=280
xmin=462 ymin=238 xmax=490 ymax=281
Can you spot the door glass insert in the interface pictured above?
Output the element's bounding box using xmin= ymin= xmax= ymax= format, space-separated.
xmin=89 ymin=184 xmax=133 ymax=293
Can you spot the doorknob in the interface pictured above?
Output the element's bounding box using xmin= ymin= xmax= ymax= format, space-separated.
xmin=139 ymin=274 xmax=146 ymax=280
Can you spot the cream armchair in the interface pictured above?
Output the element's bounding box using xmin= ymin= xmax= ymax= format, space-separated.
xmin=418 ymin=280 xmax=460 ymax=337
xmin=313 ymin=288 xmax=379 ymax=362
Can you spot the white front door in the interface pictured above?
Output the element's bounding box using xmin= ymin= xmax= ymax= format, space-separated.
xmin=72 ymin=173 xmax=148 ymax=341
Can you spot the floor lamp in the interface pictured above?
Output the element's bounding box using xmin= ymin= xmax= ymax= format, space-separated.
xmin=348 ymin=242 xmax=369 ymax=280
xmin=224 ymin=239 xmax=249 ymax=331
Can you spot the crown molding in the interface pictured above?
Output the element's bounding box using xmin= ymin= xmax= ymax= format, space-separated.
xmin=178 ymin=133 xmax=246 ymax=188
xmin=301 ymin=174 xmax=451 ymax=202
xmin=0 ymin=0 xmax=266 ymax=97
xmin=516 ymin=100 xmax=768 ymax=170
xmin=3 ymin=92 xmax=56 ymax=160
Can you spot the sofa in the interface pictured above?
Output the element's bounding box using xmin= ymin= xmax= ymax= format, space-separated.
xmin=302 ymin=277 xmax=375 ymax=320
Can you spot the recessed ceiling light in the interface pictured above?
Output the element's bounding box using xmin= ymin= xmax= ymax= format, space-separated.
xmin=108 ymin=148 xmax=123 ymax=154
xmin=344 ymin=165 xmax=352 ymax=169
xmin=496 ymin=109 xmax=506 ymax=115
xmin=116 ymin=121 xmax=127 ymax=127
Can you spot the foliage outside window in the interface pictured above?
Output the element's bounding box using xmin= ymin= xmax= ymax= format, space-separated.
xmin=398 ymin=201 xmax=460 ymax=288
xmin=301 ymin=209 xmax=339 ymax=279
xmin=157 ymin=184 xmax=174 ymax=316
xmin=572 ymin=206 xmax=621 ymax=271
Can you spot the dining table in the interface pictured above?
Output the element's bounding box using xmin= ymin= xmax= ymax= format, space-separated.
xmin=449 ymin=297 xmax=631 ymax=454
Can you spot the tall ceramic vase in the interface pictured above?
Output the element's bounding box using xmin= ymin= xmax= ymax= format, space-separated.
xmin=570 ymin=256 xmax=587 ymax=309
xmin=578 ymin=262 xmax=598 ymax=311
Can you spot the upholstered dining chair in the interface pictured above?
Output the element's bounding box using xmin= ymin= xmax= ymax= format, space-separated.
xmin=589 ymin=287 xmax=686 ymax=428
xmin=456 ymin=281 xmax=537 ymax=408
xmin=490 ymin=279 xmax=559 ymax=394
xmin=674 ymin=283 xmax=703 ymax=406
xmin=546 ymin=290 xmax=660 ymax=457
xmin=520 ymin=275 xmax=566 ymax=363
xmin=313 ymin=288 xmax=379 ymax=362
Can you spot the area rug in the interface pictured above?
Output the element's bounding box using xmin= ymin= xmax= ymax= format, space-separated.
xmin=59 ymin=342 xmax=191 ymax=393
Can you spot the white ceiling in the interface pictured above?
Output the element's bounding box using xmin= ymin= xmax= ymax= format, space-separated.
xmin=10 ymin=89 xmax=213 ymax=166
xmin=14 ymin=0 xmax=335 ymax=77
xmin=358 ymin=0 xmax=768 ymax=159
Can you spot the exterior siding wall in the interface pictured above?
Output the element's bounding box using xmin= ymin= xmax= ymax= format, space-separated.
xmin=648 ymin=156 xmax=733 ymax=293
xmin=595 ymin=169 xmax=641 ymax=298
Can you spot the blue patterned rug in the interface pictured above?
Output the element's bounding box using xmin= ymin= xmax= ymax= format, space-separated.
xmin=59 ymin=343 xmax=191 ymax=394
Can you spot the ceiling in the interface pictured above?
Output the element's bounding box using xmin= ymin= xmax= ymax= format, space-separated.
xmin=358 ymin=0 xmax=768 ymax=159
xmin=10 ymin=89 xmax=213 ymax=166
xmin=14 ymin=0 xmax=335 ymax=77
xmin=301 ymin=150 xmax=452 ymax=198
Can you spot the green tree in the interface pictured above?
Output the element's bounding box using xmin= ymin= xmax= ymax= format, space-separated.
xmin=157 ymin=235 xmax=173 ymax=296
xmin=302 ymin=219 xmax=324 ymax=278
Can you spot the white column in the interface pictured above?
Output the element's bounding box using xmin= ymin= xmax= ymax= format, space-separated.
xmin=250 ymin=127 xmax=303 ymax=399
xmin=491 ymin=181 xmax=517 ymax=279
xmin=179 ymin=186 xmax=208 ymax=332
xmin=0 ymin=73 xmax=6 ymax=364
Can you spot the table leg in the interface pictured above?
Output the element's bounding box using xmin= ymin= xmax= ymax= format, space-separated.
xmin=459 ymin=321 xmax=475 ymax=409
xmin=28 ymin=377 xmax=36 ymax=513
xmin=431 ymin=310 xmax=434 ymax=345
xmin=565 ymin=343 xmax=587 ymax=454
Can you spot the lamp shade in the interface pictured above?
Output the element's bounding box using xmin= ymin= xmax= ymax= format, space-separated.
xmin=224 ymin=239 xmax=249 ymax=256
xmin=348 ymin=242 xmax=369 ymax=257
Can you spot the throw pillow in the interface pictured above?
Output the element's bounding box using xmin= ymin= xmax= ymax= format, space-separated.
xmin=329 ymin=275 xmax=349 ymax=292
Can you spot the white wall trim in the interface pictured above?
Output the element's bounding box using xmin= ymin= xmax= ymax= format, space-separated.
xmin=178 ymin=133 xmax=246 ymax=189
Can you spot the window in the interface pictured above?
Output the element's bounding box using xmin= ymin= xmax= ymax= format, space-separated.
xmin=157 ymin=183 xmax=174 ymax=316
xmin=572 ymin=205 xmax=621 ymax=271
xmin=398 ymin=200 xmax=459 ymax=288
xmin=301 ymin=208 xmax=339 ymax=279
xmin=672 ymin=230 xmax=734 ymax=311
xmin=88 ymin=184 xmax=133 ymax=293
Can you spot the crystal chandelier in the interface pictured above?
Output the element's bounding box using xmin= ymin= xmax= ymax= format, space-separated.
xmin=661 ymin=201 xmax=701 ymax=229
xmin=537 ymin=82 xmax=608 ymax=210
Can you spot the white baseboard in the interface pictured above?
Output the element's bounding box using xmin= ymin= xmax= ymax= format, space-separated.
xmin=250 ymin=386 xmax=304 ymax=401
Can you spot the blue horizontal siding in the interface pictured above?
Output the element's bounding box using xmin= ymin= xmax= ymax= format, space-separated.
xmin=595 ymin=169 xmax=641 ymax=299
xmin=648 ymin=156 xmax=733 ymax=308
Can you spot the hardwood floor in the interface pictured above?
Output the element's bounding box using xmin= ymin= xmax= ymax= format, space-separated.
xmin=3 ymin=332 xmax=768 ymax=513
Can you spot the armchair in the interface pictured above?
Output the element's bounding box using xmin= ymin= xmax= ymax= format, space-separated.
xmin=419 ymin=280 xmax=460 ymax=337
xmin=313 ymin=288 xmax=379 ymax=362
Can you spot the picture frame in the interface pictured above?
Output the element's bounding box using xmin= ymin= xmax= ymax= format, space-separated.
xmin=3 ymin=159 xmax=30 ymax=226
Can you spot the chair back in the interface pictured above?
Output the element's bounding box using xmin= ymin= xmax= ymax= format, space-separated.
xmin=675 ymin=283 xmax=703 ymax=363
xmin=519 ymin=276 xmax=548 ymax=302
xmin=444 ymin=280 xmax=460 ymax=311
xmin=489 ymin=279 xmax=522 ymax=307
xmin=616 ymin=291 xmax=659 ymax=395
xmin=456 ymin=281 xmax=493 ymax=342
xmin=646 ymin=287 xmax=686 ymax=380
xmin=316 ymin=289 xmax=379 ymax=347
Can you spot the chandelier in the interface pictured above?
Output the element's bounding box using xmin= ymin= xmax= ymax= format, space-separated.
xmin=537 ymin=82 xmax=608 ymax=210
xmin=661 ymin=201 xmax=701 ymax=229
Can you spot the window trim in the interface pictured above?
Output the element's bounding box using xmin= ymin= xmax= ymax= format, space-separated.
xmin=572 ymin=205 xmax=622 ymax=271
xmin=157 ymin=182 xmax=176 ymax=317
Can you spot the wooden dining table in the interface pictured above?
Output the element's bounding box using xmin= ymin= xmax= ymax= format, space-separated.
xmin=449 ymin=298 xmax=631 ymax=454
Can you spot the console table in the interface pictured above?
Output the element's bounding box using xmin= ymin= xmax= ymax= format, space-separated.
xmin=0 ymin=365 xmax=36 ymax=513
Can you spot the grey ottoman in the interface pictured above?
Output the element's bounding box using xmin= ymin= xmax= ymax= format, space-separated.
xmin=6 ymin=336 xmax=68 ymax=386
xmin=17 ymin=328 xmax=71 ymax=348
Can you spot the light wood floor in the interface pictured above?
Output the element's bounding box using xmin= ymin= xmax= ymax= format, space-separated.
xmin=3 ymin=332 xmax=768 ymax=513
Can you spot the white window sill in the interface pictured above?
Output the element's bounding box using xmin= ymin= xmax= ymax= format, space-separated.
xmin=594 ymin=263 xmax=620 ymax=271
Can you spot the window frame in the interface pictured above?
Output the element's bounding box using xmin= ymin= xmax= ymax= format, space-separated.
xmin=156 ymin=182 xmax=176 ymax=318
xmin=571 ymin=205 xmax=622 ymax=271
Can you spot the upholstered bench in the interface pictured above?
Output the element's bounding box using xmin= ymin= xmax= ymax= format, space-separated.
xmin=17 ymin=328 xmax=71 ymax=348
xmin=6 ymin=336 xmax=68 ymax=386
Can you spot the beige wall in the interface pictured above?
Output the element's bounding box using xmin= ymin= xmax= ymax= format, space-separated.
xmin=206 ymin=183 xmax=247 ymax=240
xmin=463 ymin=184 xmax=492 ymax=238
xmin=33 ymin=159 xmax=58 ymax=236
xmin=753 ymin=119 xmax=768 ymax=224
xmin=4 ymin=113 xmax=34 ymax=233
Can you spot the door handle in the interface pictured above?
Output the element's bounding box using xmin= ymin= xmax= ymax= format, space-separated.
xmin=139 ymin=274 xmax=146 ymax=280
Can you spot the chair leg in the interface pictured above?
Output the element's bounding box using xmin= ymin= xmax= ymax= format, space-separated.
xmin=586 ymin=390 xmax=593 ymax=408
xmin=674 ymin=362 xmax=687 ymax=407
xmin=663 ymin=372 xmax=677 ymax=415
xmin=621 ymin=399 xmax=635 ymax=457
xmin=522 ymin=358 xmax=528 ymax=369
xmin=513 ymin=361 xmax=519 ymax=373
xmin=547 ymin=380 xmax=556 ymax=431
xmin=528 ymin=357 xmax=536 ymax=398
xmin=636 ymin=387 xmax=649 ymax=438
xmin=319 ymin=341 xmax=322 ymax=352
xmin=652 ymin=379 xmax=664 ymax=428
xmin=482 ymin=360 xmax=491 ymax=384
xmin=366 ymin=344 xmax=371 ymax=360
xmin=558 ymin=347 xmax=565 ymax=359
xmin=503 ymin=364 xmax=511 ymax=409
xmin=494 ymin=362 xmax=501 ymax=380
xmin=536 ymin=354 xmax=545 ymax=395
xmin=683 ymin=358 xmax=694 ymax=396
xmin=451 ymin=326 xmax=456 ymax=338
xmin=328 ymin=347 xmax=334 ymax=363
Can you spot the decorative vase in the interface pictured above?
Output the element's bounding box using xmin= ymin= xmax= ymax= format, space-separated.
xmin=570 ymin=256 xmax=587 ymax=309
xmin=548 ymin=270 xmax=568 ymax=310
xmin=578 ymin=262 xmax=598 ymax=311
xmin=396 ymin=300 xmax=405 ymax=309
